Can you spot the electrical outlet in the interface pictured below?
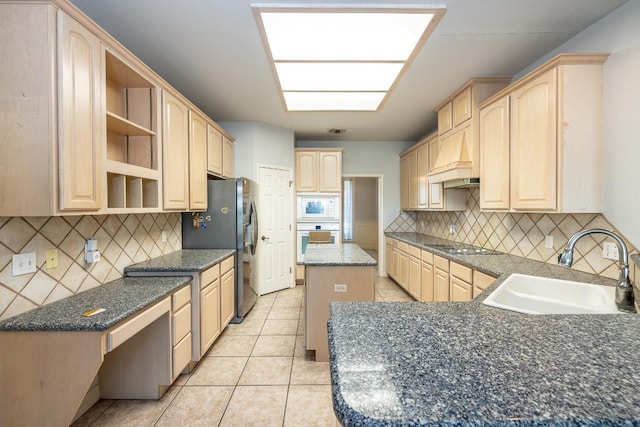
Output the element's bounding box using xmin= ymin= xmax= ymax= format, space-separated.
xmin=449 ymin=224 xmax=456 ymax=234
xmin=12 ymin=252 xmax=36 ymax=276
xmin=161 ymin=231 xmax=167 ymax=242
xmin=334 ymin=284 xmax=347 ymax=292
xmin=544 ymin=236 xmax=554 ymax=249
xmin=45 ymin=249 xmax=59 ymax=269
xmin=602 ymin=242 xmax=619 ymax=260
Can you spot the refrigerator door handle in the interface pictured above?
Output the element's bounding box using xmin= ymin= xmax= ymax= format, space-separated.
xmin=250 ymin=201 xmax=258 ymax=255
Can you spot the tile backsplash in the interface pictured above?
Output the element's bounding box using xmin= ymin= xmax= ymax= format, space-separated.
xmin=0 ymin=213 xmax=181 ymax=320
xmin=386 ymin=188 xmax=636 ymax=281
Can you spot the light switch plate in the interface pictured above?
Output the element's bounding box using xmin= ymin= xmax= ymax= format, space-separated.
xmin=334 ymin=284 xmax=347 ymax=292
xmin=544 ymin=236 xmax=554 ymax=249
xmin=602 ymin=242 xmax=619 ymax=260
xmin=12 ymin=252 xmax=36 ymax=276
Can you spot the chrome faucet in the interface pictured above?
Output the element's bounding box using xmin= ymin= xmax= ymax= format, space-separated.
xmin=557 ymin=228 xmax=635 ymax=313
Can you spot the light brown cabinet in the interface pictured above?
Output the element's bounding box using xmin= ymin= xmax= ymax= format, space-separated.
xmin=433 ymin=255 xmax=450 ymax=301
xmin=408 ymin=246 xmax=422 ymax=300
xmin=199 ymin=264 xmax=221 ymax=356
xmin=430 ymin=78 xmax=510 ymax=184
xmin=162 ymin=92 xmax=190 ymax=210
xmin=171 ymin=285 xmax=192 ymax=381
xmin=449 ymin=261 xmax=473 ymax=301
xmin=479 ymin=53 xmax=608 ymax=213
xmin=207 ymin=124 xmax=223 ymax=176
xmin=400 ymin=132 xmax=466 ymax=211
xmin=220 ymin=256 xmax=235 ymax=328
xmin=473 ymin=270 xmax=496 ymax=298
xmin=222 ymin=135 xmax=234 ymax=178
xmin=295 ymin=149 xmax=343 ymax=192
xmin=420 ymin=250 xmax=434 ymax=302
xmin=188 ymin=111 xmax=208 ymax=210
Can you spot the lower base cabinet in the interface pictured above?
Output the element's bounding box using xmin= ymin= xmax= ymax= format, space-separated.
xmin=220 ymin=256 xmax=235 ymax=326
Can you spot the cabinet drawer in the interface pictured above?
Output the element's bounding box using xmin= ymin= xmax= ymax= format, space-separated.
xmin=172 ymin=302 xmax=191 ymax=345
xmin=220 ymin=255 xmax=234 ymax=274
xmin=172 ymin=285 xmax=191 ymax=311
xmin=408 ymin=245 xmax=421 ymax=258
xmin=172 ymin=332 xmax=192 ymax=379
xmin=398 ymin=241 xmax=409 ymax=252
xmin=200 ymin=264 xmax=220 ymax=289
xmin=107 ymin=298 xmax=171 ymax=352
xmin=434 ymin=255 xmax=449 ymax=272
xmin=450 ymin=262 xmax=472 ymax=283
xmin=421 ymin=250 xmax=433 ymax=264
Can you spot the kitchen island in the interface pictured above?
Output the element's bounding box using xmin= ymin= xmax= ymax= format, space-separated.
xmin=328 ymin=232 xmax=640 ymax=426
xmin=304 ymin=243 xmax=377 ymax=362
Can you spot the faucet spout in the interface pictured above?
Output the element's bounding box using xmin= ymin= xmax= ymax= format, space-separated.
xmin=557 ymin=228 xmax=635 ymax=313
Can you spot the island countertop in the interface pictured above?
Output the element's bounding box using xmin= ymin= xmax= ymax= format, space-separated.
xmin=304 ymin=243 xmax=377 ymax=266
xmin=328 ymin=304 xmax=640 ymax=426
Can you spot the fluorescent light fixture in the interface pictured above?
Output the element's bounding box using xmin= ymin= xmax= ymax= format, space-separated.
xmin=254 ymin=5 xmax=445 ymax=111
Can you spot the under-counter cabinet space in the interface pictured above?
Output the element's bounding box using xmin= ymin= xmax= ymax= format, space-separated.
xmin=295 ymin=148 xmax=343 ymax=192
xmin=479 ymin=53 xmax=608 ymax=212
xmin=433 ymin=255 xmax=450 ymax=301
xmin=449 ymin=261 xmax=473 ymax=301
xmin=0 ymin=4 xmax=103 ymax=216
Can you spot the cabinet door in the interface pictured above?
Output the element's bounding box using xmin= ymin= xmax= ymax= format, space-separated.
xmin=296 ymin=151 xmax=318 ymax=192
xmin=417 ymin=143 xmax=429 ymax=209
xmin=220 ymin=269 xmax=235 ymax=327
xmin=450 ymin=276 xmax=473 ymax=301
xmin=318 ymin=151 xmax=341 ymax=192
xmin=398 ymin=251 xmax=409 ymax=290
xmin=473 ymin=270 xmax=495 ymax=298
xmin=429 ymin=182 xmax=444 ymax=209
xmin=200 ymin=283 xmax=220 ymax=356
xmin=189 ymin=111 xmax=208 ymax=210
xmin=400 ymin=155 xmax=410 ymax=210
xmin=452 ymin=86 xmax=472 ymax=127
xmin=510 ymin=69 xmax=557 ymax=210
xmin=421 ymin=260 xmax=434 ymax=302
xmin=385 ymin=243 xmax=394 ymax=278
xmin=437 ymin=102 xmax=452 ymax=135
xmin=207 ymin=124 xmax=223 ymax=175
xmin=479 ymin=95 xmax=510 ymax=210
xmin=222 ymin=136 xmax=234 ymax=178
xmin=163 ymin=92 xmax=189 ymax=209
xmin=408 ymin=255 xmax=421 ymax=300
xmin=407 ymin=150 xmax=418 ymax=209
xmin=434 ymin=268 xmax=449 ymax=301
xmin=58 ymin=11 xmax=102 ymax=211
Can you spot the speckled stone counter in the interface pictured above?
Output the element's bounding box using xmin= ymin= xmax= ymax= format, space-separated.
xmin=328 ymin=308 xmax=640 ymax=426
xmin=304 ymin=243 xmax=377 ymax=266
xmin=325 ymin=233 xmax=639 ymax=426
xmin=124 ymin=248 xmax=235 ymax=273
xmin=0 ymin=276 xmax=190 ymax=331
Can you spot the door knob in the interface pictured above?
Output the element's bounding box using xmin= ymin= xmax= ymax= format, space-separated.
xmin=261 ymin=236 xmax=270 ymax=241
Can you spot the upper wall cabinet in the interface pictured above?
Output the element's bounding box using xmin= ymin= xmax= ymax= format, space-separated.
xmin=400 ymin=132 xmax=466 ymax=212
xmin=0 ymin=4 xmax=103 ymax=216
xmin=295 ymin=149 xmax=343 ymax=193
xmin=479 ymin=53 xmax=608 ymax=213
xmin=0 ymin=0 xmax=234 ymax=216
xmin=207 ymin=124 xmax=234 ymax=179
xmin=429 ymin=78 xmax=511 ymax=184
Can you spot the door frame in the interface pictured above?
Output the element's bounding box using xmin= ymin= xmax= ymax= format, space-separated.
xmin=342 ymin=173 xmax=384 ymax=277
xmin=256 ymin=162 xmax=296 ymax=290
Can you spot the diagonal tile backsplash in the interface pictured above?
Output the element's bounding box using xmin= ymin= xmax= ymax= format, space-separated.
xmin=0 ymin=213 xmax=181 ymax=320
xmin=387 ymin=188 xmax=635 ymax=281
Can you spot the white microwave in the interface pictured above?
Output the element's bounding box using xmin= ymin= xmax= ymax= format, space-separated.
xmin=297 ymin=194 xmax=340 ymax=222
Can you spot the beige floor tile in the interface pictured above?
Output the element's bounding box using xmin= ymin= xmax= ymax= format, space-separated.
xmin=267 ymin=306 xmax=300 ymax=320
xmin=246 ymin=304 xmax=271 ymax=319
xmin=297 ymin=316 xmax=305 ymax=335
xmin=219 ymin=385 xmax=288 ymax=427
xmin=261 ymin=319 xmax=299 ymax=335
xmin=284 ymin=385 xmax=338 ymax=427
xmin=273 ymin=293 xmax=303 ymax=308
xmin=71 ymin=399 xmax=114 ymax=427
xmin=294 ymin=335 xmax=307 ymax=357
xmin=186 ymin=356 xmax=247 ymax=386
xmin=290 ymin=356 xmax=331 ymax=385
xmin=252 ymin=335 xmax=296 ymax=356
xmin=238 ymin=356 xmax=293 ymax=385
xmin=223 ymin=317 xmax=265 ymax=335
xmin=155 ymin=386 xmax=233 ymax=426
xmin=172 ymin=372 xmax=191 ymax=386
xmin=87 ymin=385 xmax=180 ymax=426
xmin=207 ymin=334 xmax=258 ymax=357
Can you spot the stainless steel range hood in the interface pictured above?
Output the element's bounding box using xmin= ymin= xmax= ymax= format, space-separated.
xmin=443 ymin=177 xmax=480 ymax=188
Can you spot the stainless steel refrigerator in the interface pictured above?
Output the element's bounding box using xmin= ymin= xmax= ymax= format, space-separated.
xmin=182 ymin=178 xmax=258 ymax=323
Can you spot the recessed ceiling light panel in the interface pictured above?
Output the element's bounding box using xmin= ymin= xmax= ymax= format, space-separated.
xmin=254 ymin=5 xmax=445 ymax=111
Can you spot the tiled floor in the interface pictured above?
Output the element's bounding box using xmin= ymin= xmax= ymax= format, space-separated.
xmin=73 ymin=274 xmax=411 ymax=426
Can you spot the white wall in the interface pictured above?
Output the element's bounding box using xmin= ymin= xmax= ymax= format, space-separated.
xmin=296 ymin=140 xmax=414 ymax=228
xmin=513 ymin=1 xmax=640 ymax=248
xmin=220 ymin=121 xmax=295 ymax=180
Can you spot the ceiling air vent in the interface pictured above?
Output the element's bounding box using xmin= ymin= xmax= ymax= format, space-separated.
xmin=329 ymin=128 xmax=347 ymax=134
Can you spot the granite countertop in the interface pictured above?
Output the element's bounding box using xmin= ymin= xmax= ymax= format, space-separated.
xmin=304 ymin=243 xmax=378 ymax=267
xmin=0 ymin=276 xmax=190 ymax=332
xmin=124 ymin=249 xmax=235 ymax=274
xmin=326 ymin=232 xmax=638 ymax=426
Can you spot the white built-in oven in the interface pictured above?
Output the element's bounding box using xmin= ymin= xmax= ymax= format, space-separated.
xmin=297 ymin=194 xmax=340 ymax=222
xmin=296 ymin=223 xmax=340 ymax=263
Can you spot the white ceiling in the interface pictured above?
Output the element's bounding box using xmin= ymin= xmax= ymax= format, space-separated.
xmin=70 ymin=0 xmax=628 ymax=142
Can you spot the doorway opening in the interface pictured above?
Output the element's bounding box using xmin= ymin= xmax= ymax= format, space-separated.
xmin=342 ymin=176 xmax=380 ymax=261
